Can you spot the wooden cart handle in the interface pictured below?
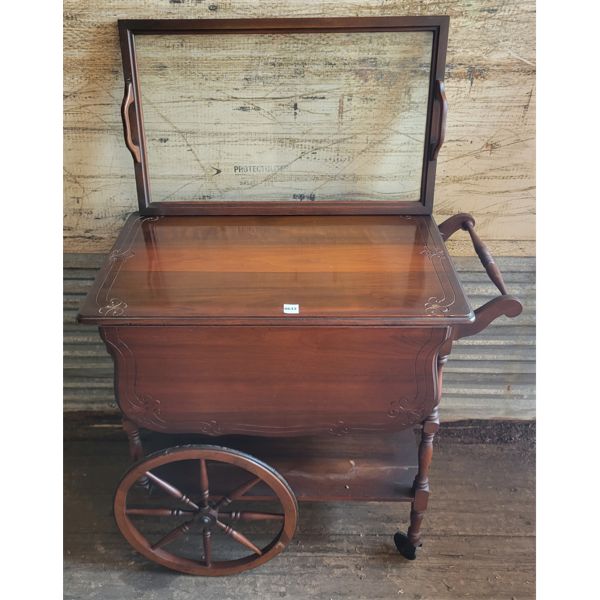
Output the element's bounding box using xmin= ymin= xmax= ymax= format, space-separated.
xmin=121 ymin=81 xmax=141 ymax=163
xmin=430 ymin=80 xmax=447 ymax=160
xmin=438 ymin=213 xmax=523 ymax=340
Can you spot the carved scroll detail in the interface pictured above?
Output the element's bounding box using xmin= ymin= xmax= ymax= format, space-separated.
xmin=328 ymin=421 xmax=350 ymax=436
xmin=126 ymin=394 xmax=167 ymax=430
xmin=99 ymin=298 xmax=128 ymax=317
xmin=422 ymin=218 xmax=457 ymax=317
xmin=420 ymin=246 xmax=446 ymax=259
xmin=388 ymin=398 xmax=420 ymax=420
xmin=96 ymin=216 xmax=163 ymax=316
xmin=109 ymin=248 xmax=136 ymax=262
xmin=101 ymin=328 xmax=168 ymax=430
xmin=197 ymin=420 xmax=222 ymax=435
xmin=424 ymin=296 xmax=453 ymax=315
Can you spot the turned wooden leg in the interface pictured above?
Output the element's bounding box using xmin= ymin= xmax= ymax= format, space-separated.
xmin=122 ymin=418 xmax=149 ymax=486
xmin=122 ymin=417 xmax=145 ymax=462
xmin=395 ymin=354 xmax=447 ymax=559
xmin=407 ymin=405 xmax=440 ymax=547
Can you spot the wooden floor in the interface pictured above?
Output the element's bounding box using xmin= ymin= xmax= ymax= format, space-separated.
xmin=64 ymin=435 xmax=535 ymax=599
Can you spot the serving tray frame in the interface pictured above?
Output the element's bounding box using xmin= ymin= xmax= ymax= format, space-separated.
xmin=118 ymin=16 xmax=449 ymax=215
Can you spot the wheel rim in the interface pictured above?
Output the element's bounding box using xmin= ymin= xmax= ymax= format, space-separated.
xmin=113 ymin=445 xmax=298 ymax=576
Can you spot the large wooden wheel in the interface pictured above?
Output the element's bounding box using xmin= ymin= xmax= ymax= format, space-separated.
xmin=113 ymin=445 xmax=298 ymax=576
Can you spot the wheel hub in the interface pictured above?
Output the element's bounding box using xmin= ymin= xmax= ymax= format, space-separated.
xmin=195 ymin=506 xmax=218 ymax=529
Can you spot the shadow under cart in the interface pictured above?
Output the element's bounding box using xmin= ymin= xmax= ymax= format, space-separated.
xmin=114 ymin=429 xmax=422 ymax=576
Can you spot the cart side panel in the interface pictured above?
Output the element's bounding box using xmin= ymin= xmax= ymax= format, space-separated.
xmin=101 ymin=325 xmax=449 ymax=436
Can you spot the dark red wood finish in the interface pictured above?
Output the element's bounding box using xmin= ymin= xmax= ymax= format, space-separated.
xmin=76 ymin=16 xmax=524 ymax=573
xmin=100 ymin=324 xmax=448 ymax=436
xmin=77 ymin=211 xmax=521 ymax=570
xmin=437 ymin=213 xmax=523 ymax=341
xmin=77 ymin=214 xmax=473 ymax=326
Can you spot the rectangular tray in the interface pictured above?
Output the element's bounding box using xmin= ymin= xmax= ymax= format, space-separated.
xmin=118 ymin=17 xmax=449 ymax=214
xmin=78 ymin=214 xmax=472 ymax=325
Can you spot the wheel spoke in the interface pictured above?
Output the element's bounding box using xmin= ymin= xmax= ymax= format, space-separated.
xmin=216 ymin=520 xmax=262 ymax=556
xmin=215 ymin=476 xmax=262 ymax=509
xmin=126 ymin=507 xmax=194 ymax=517
xmin=220 ymin=511 xmax=284 ymax=522
xmin=199 ymin=459 xmax=210 ymax=508
xmin=203 ymin=529 xmax=212 ymax=567
xmin=114 ymin=447 xmax=298 ymax=576
xmin=145 ymin=471 xmax=199 ymax=510
xmin=151 ymin=519 xmax=193 ymax=550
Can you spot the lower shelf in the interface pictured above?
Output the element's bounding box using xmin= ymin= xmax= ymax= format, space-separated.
xmin=142 ymin=429 xmax=418 ymax=503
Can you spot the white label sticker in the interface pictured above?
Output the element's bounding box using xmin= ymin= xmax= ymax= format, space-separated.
xmin=283 ymin=304 xmax=300 ymax=314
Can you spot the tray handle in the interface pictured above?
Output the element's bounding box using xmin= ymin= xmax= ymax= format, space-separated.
xmin=438 ymin=213 xmax=523 ymax=339
xmin=430 ymin=80 xmax=447 ymax=160
xmin=121 ymin=81 xmax=141 ymax=163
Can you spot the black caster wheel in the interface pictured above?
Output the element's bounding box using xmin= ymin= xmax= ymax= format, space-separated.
xmin=394 ymin=532 xmax=419 ymax=560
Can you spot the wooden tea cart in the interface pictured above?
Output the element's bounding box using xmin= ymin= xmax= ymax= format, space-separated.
xmin=77 ymin=16 xmax=522 ymax=576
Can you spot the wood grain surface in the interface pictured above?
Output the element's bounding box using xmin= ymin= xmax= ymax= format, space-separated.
xmin=63 ymin=0 xmax=535 ymax=256
xmin=65 ymin=253 xmax=535 ymax=421
xmin=77 ymin=214 xmax=472 ymax=324
xmin=101 ymin=325 xmax=445 ymax=435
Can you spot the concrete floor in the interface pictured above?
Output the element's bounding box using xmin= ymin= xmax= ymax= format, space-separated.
xmin=64 ymin=435 xmax=534 ymax=599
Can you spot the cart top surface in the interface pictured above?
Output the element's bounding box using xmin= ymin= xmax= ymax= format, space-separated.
xmin=78 ymin=213 xmax=473 ymax=326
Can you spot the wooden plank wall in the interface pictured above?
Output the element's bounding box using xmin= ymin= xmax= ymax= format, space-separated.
xmin=64 ymin=0 xmax=535 ymax=257
xmin=64 ymin=254 xmax=535 ymax=421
